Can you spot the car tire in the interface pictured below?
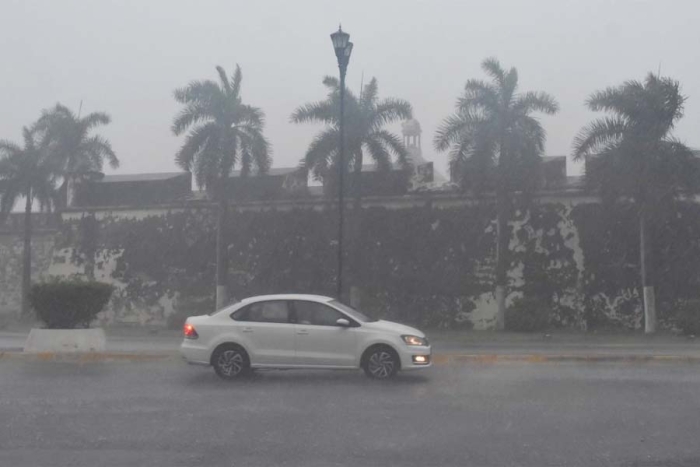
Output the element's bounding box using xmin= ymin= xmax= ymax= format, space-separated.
xmin=363 ymin=346 xmax=399 ymax=379
xmin=211 ymin=345 xmax=251 ymax=380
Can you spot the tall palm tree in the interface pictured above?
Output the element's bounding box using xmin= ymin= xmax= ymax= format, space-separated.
xmin=0 ymin=127 xmax=59 ymax=316
xmin=37 ymin=103 xmax=118 ymax=278
xmin=292 ymin=76 xmax=412 ymax=196
xmin=172 ymin=65 xmax=271 ymax=309
xmin=434 ymin=57 xmax=559 ymax=330
xmin=573 ymin=73 xmax=697 ymax=333
xmin=292 ymin=76 xmax=412 ymax=300
xmin=38 ymin=103 xmax=118 ymax=176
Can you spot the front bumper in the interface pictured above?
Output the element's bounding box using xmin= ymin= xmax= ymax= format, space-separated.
xmin=398 ymin=345 xmax=432 ymax=370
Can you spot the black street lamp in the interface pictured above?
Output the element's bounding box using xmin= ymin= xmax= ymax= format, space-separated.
xmin=330 ymin=25 xmax=353 ymax=302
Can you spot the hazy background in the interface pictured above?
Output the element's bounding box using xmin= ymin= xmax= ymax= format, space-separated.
xmin=2 ymin=0 xmax=699 ymax=179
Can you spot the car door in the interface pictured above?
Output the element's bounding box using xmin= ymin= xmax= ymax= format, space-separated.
xmin=231 ymin=300 xmax=296 ymax=366
xmin=291 ymin=300 xmax=358 ymax=367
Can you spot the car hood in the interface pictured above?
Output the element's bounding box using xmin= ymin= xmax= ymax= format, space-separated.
xmin=364 ymin=320 xmax=425 ymax=338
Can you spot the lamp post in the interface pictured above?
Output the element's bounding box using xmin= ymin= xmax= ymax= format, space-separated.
xmin=330 ymin=25 xmax=353 ymax=301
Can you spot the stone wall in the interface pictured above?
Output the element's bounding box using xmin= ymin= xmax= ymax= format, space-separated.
xmin=0 ymin=232 xmax=56 ymax=318
xmin=3 ymin=199 xmax=700 ymax=329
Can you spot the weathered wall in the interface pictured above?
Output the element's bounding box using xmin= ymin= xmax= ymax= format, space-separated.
xmin=0 ymin=232 xmax=56 ymax=317
xmin=3 ymin=200 xmax=700 ymax=329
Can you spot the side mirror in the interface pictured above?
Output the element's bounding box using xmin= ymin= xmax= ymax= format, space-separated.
xmin=336 ymin=318 xmax=350 ymax=327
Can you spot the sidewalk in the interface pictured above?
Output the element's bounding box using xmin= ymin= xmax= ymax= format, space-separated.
xmin=1 ymin=326 xmax=700 ymax=362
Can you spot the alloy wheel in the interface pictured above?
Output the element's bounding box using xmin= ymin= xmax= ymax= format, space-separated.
xmin=367 ymin=351 xmax=396 ymax=379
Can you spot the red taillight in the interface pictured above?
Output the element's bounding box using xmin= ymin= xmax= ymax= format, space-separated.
xmin=183 ymin=323 xmax=198 ymax=339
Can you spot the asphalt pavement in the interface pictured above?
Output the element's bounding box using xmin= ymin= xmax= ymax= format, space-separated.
xmin=1 ymin=358 xmax=700 ymax=466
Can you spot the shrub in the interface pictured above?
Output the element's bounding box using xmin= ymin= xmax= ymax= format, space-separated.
xmin=676 ymin=300 xmax=700 ymax=335
xmin=505 ymin=297 xmax=550 ymax=332
xmin=29 ymin=278 xmax=114 ymax=329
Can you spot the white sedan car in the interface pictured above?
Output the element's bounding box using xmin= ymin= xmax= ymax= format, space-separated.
xmin=180 ymin=294 xmax=431 ymax=380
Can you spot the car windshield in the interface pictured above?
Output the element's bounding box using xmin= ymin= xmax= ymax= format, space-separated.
xmin=330 ymin=300 xmax=377 ymax=323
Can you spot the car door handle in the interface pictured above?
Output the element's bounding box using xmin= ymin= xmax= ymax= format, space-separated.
xmin=297 ymin=329 xmax=309 ymax=335
xmin=242 ymin=327 xmax=254 ymax=333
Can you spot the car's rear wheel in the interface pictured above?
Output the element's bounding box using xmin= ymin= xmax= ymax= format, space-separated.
xmin=363 ymin=346 xmax=399 ymax=379
xmin=212 ymin=345 xmax=250 ymax=380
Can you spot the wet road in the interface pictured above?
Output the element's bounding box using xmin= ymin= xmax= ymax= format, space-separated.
xmin=1 ymin=359 xmax=699 ymax=466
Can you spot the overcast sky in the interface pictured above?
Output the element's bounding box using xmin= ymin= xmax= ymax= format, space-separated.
xmin=2 ymin=0 xmax=699 ymax=179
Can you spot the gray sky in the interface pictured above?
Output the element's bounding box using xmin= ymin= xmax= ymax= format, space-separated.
xmin=2 ymin=0 xmax=699 ymax=179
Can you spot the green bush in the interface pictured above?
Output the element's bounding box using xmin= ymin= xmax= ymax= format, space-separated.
xmin=29 ymin=278 xmax=114 ymax=329
xmin=676 ymin=300 xmax=700 ymax=335
xmin=505 ymin=297 xmax=550 ymax=332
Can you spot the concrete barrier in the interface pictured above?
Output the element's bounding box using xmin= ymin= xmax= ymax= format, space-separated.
xmin=23 ymin=328 xmax=106 ymax=353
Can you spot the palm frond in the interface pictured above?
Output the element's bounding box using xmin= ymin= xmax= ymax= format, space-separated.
xmin=481 ymin=57 xmax=506 ymax=87
xmin=300 ymin=129 xmax=339 ymax=180
xmin=434 ymin=112 xmax=486 ymax=152
xmin=0 ymin=140 xmax=22 ymax=157
xmin=82 ymin=112 xmax=111 ymax=130
xmin=372 ymin=98 xmax=413 ymax=128
xmin=82 ymin=135 xmax=119 ymax=169
xmin=362 ymin=78 xmax=379 ymax=105
xmin=572 ymin=117 xmax=628 ymax=160
xmin=322 ymin=75 xmax=340 ymax=91
xmin=215 ymin=66 xmax=232 ymax=95
xmin=171 ymin=103 xmax=214 ymax=135
xmin=175 ymin=122 xmax=220 ymax=171
xmin=514 ymin=91 xmax=559 ymax=115
xmin=230 ymin=64 xmax=243 ymax=99
xmin=290 ymin=100 xmax=337 ymax=125
xmin=460 ymin=79 xmax=499 ymax=113
xmin=173 ymin=80 xmax=222 ymax=105
xmin=372 ymin=130 xmax=410 ymax=168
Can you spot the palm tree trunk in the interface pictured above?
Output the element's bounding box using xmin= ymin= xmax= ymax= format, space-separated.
xmin=349 ymin=152 xmax=364 ymax=307
xmin=21 ymin=187 xmax=32 ymax=318
xmin=215 ymin=195 xmax=229 ymax=310
xmin=640 ymin=209 xmax=656 ymax=333
xmin=494 ymin=186 xmax=509 ymax=330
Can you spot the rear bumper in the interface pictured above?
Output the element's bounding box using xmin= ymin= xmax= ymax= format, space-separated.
xmin=180 ymin=340 xmax=211 ymax=366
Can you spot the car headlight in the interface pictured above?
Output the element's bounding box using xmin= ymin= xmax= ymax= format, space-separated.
xmin=402 ymin=335 xmax=428 ymax=346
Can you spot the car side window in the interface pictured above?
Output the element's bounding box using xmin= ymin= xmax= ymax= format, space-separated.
xmin=294 ymin=301 xmax=345 ymax=326
xmin=232 ymin=301 xmax=290 ymax=323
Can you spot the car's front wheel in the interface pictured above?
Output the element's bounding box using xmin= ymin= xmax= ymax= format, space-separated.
xmin=212 ymin=345 xmax=250 ymax=380
xmin=363 ymin=346 xmax=399 ymax=379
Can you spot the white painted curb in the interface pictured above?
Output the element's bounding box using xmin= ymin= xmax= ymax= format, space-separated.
xmin=23 ymin=328 xmax=107 ymax=353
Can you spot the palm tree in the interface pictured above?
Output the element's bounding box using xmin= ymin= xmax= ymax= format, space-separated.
xmin=573 ymin=73 xmax=698 ymax=333
xmin=434 ymin=57 xmax=559 ymax=330
xmin=37 ymin=103 xmax=118 ymax=278
xmin=292 ymin=76 xmax=412 ymax=300
xmin=292 ymin=76 xmax=412 ymax=196
xmin=0 ymin=127 xmax=59 ymax=317
xmin=172 ymin=65 xmax=271 ymax=309
xmin=38 ymin=103 xmax=118 ymax=176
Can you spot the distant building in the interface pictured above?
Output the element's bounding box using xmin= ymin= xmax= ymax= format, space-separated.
xmin=401 ymin=118 xmax=447 ymax=184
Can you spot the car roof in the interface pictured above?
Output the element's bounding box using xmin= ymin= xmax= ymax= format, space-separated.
xmin=239 ymin=294 xmax=336 ymax=304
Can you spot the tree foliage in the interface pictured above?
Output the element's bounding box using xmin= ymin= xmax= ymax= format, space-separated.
xmin=291 ymin=76 xmax=413 ymax=183
xmin=573 ymin=73 xmax=698 ymax=209
xmin=37 ymin=103 xmax=118 ymax=176
xmin=434 ymin=57 xmax=558 ymax=194
xmin=0 ymin=127 xmax=58 ymax=221
xmin=172 ymin=65 xmax=271 ymax=193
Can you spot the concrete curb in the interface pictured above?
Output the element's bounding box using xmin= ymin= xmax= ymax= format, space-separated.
xmin=2 ymin=350 xmax=700 ymax=364
xmin=0 ymin=351 xmax=175 ymax=363
xmin=432 ymin=353 xmax=700 ymax=364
